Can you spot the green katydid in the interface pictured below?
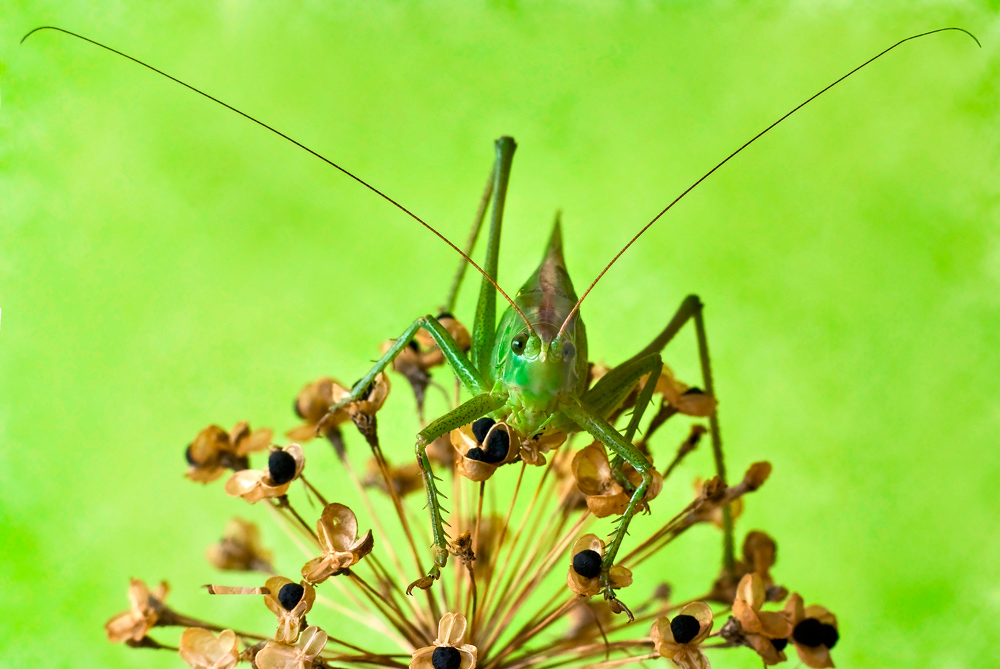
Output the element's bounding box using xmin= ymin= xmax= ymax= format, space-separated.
xmin=321 ymin=29 xmax=980 ymax=614
xmin=23 ymin=25 xmax=979 ymax=620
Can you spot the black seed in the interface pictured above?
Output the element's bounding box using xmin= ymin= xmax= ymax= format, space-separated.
xmin=431 ymin=646 xmax=462 ymax=669
xmin=293 ymin=398 xmax=305 ymax=419
xmin=682 ymin=386 xmax=704 ymax=395
xmin=268 ymin=450 xmax=297 ymax=485
xmin=793 ymin=618 xmax=825 ymax=647
xmin=465 ymin=447 xmax=488 ymax=462
xmin=184 ymin=444 xmax=196 ymax=465
xmin=819 ymin=623 xmax=839 ymax=649
xmin=436 ymin=312 xmax=454 ymax=321
xmin=483 ymin=429 xmax=510 ymax=463
xmin=277 ymin=583 xmax=304 ymax=611
xmin=771 ymin=638 xmax=789 ymax=652
xmin=670 ymin=614 xmax=701 ymax=644
xmin=472 ymin=417 xmax=496 ymax=444
xmin=572 ymin=549 xmax=602 ymax=579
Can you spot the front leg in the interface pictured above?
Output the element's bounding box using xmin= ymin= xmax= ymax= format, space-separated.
xmin=560 ymin=394 xmax=658 ymax=620
xmin=320 ymin=314 xmax=489 ymax=434
xmin=406 ymin=391 xmax=508 ymax=594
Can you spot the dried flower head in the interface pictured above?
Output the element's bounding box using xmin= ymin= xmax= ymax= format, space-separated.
xmin=225 ymin=444 xmax=305 ymax=503
xmin=742 ymin=530 xmax=778 ymax=584
xmin=648 ymin=366 xmax=717 ymax=417
xmin=572 ymin=442 xmax=662 ymax=517
xmin=105 ymin=578 xmax=170 ymax=643
xmin=256 ymin=625 xmax=328 ymax=669
xmin=288 ymin=377 xmax=348 ymax=442
xmin=733 ymin=573 xmax=793 ymax=639
xmin=263 ymin=577 xmax=316 ymax=644
xmin=206 ymin=517 xmax=274 ymax=573
xmin=451 ymin=419 xmax=519 ymax=482
xmin=692 ymin=476 xmax=744 ymax=529
xmin=787 ymin=594 xmax=839 ymax=668
xmin=409 ymin=612 xmax=477 ymax=669
xmin=330 ymin=373 xmax=390 ymax=432
xmin=650 ymin=602 xmax=714 ymax=669
xmin=106 ymin=298 xmax=835 ymax=669
xmin=301 ymin=503 xmax=374 ymax=583
xmin=381 ymin=314 xmax=470 ymax=414
xmin=178 ymin=628 xmax=240 ymax=669
xmin=186 ymin=422 xmax=272 ymax=483
xmin=566 ymin=533 xmax=632 ymax=597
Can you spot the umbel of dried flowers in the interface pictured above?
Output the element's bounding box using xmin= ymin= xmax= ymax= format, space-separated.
xmin=105 ymin=313 xmax=839 ymax=669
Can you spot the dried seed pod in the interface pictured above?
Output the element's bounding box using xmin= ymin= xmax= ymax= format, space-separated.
xmin=178 ymin=627 xmax=240 ymax=669
xmin=225 ymin=444 xmax=305 ymax=504
xmin=409 ymin=612 xmax=478 ymax=669
xmin=573 ymin=442 xmax=662 ymax=518
xmin=104 ymin=579 xmax=170 ymax=643
xmin=732 ymin=573 xmax=794 ymax=639
xmin=650 ymin=602 xmax=714 ymax=669
xmin=206 ymin=517 xmax=273 ymax=573
xmin=287 ymin=377 xmax=349 ymax=442
xmin=186 ymin=422 xmax=272 ymax=483
xmin=301 ymin=503 xmax=374 ymax=583
xmin=786 ymin=594 xmax=839 ymax=668
xmin=263 ymin=577 xmax=316 ymax=644
xmin=256 ymin=625 xmax=328 ymax=669
xmin=566 ymin=534 xmax=631 ymax=597
xmin=451 ymin=421 xmax=519 ymax=482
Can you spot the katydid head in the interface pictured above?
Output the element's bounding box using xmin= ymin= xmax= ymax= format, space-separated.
xmin=497 ymin=325 xmax=586 ymax=409
xmin=493 ymin=218 xmax=588 ymax=416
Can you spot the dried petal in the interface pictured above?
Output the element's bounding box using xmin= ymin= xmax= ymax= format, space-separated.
xmin=410 ymin=612 xmax=478 ymax=669
xmin=178 ymin=628 xmax=240 ymax=669
xmin=104 ymin=579 xmax=169 ymax=643
xmin=256 ymin=625 xmax=328 ymax=669
xmin=650 ymin=602 xmax=714 ymax=669
xmin=263 ymin=577 xmax=316 ymax=644
xmin=734 ymin=573 xmax=793 ymax=639
xmin=302 ymin=503 xmax=373 ymax=583
xmin=224 ymin=445 xmax=304 ymax=504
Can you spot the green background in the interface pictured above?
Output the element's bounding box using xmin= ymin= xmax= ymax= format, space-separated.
xmin=2 ymin=2 xmax=998 ymax=668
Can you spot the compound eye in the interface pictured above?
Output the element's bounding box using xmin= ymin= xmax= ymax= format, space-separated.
xmin=511 ymin=333 xmax=529 ymax=355
xmin=562 ymin=341 xmax=576 ymax=359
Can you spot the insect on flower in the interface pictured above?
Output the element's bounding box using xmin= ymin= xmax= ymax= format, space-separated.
xmin=21 ymin=18 xmax=982 ymax=669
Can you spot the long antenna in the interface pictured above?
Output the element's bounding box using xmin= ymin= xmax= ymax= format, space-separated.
xmin=22 ymin=25 xmax=535 ymax=330
xmin=557 ymin=27 xmax=980 ymax=339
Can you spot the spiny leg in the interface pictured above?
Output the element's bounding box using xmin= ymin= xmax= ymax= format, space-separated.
xmin=323 ymin=315 xmax=489 ymax=426
xmin=320 ymin=314 xmax=489 ymax=589
xmin=408 ymin=392 xmax=508 ymax=593
xmin=560 ymin=395 xmax=657 ymax=620
xmin=622 ymin=294 xmax=734 ymax=576
xmin=583 ymin=352 xmax=666 ymax=492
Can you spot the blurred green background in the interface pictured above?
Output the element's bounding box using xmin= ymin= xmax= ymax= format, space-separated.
xmin=2 ymin=2 xmax=998 ymax=668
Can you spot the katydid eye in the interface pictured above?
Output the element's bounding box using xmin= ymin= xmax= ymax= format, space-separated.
xmin=562 ymin=341 xmax=575 ymax=358
xmin=511 ymin=333 xmax=529 ymax=355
